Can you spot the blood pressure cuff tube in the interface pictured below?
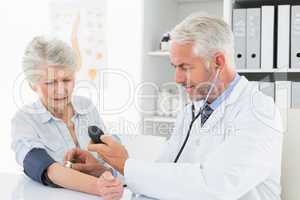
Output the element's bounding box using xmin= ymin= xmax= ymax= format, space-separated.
xmin=23 ymin=148 xmax=61 ymax=188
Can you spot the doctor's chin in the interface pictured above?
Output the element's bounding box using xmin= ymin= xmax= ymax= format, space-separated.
xmin=1 ymin=0 xmax=299 ymax=200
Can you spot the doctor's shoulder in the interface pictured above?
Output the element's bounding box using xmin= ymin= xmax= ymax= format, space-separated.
xmin=247 ymin=87 xmax=283 ymax=133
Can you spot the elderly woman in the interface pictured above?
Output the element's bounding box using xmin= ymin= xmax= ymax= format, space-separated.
xmin=11 ymin=36 xmax=123 ymax=200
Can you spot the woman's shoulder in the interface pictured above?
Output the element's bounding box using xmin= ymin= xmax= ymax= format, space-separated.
xmin=12 ymin=101 xmax=44 ymax=121
xmin=72 ymin=96 xmax=97 ymax=115
xmin=11 ymin=102 xmax=50 ymax=132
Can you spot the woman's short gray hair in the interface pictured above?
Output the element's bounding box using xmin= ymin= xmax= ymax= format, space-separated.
xmin=22 ymin=36 xmax=77 ymax=84
xmin=171 ymin=13 xmax=235 ymax=67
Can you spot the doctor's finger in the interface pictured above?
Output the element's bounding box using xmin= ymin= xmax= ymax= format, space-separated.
xmin=100 ymin=171 xmax=123 ymax=186
xmin=98 ymin=174 xmax=120 ymax=188
xmin=88 ymin=143 xmax=111 ymax=154
xmin=101 ymin=185 xmax=124 ymax=197
xmin=101 ymin=171 xmax=114 ymax=181
xmin=71 ymin=163 xmax=91 ymax=172
xmin=102 ymin=178 xmax=122 ymax=187
xmin=100 ymin=135 xmax=118 ymax=147
xmin=104 ymin=185 xmax=123 ymax=194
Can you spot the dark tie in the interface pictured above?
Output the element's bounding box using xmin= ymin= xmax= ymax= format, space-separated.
xmin=201 ymin=104 xmax=214 ymax=127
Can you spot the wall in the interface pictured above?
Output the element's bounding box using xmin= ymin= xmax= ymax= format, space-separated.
xmin=0 ymin=0 xmax=144 ymax=173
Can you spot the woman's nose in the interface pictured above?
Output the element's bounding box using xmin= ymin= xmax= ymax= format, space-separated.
xmin=56 ymin=82 xmax=66 ymax=96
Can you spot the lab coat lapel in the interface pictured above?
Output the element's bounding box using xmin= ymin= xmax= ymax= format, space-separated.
xmin=202 ymin=76 xmax=249 ymax=130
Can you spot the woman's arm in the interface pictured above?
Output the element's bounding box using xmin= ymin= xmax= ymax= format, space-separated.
xmin=47 ymin=163 xmax=124 ymax=199
xmin=22 ymin=148 xmax=123 ymax=198
xmin=47 ymin=162 xmax=100 ymax=195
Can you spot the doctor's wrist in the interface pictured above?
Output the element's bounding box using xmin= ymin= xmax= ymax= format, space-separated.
xmin=117 ymin=157 xmax=128 ymax=176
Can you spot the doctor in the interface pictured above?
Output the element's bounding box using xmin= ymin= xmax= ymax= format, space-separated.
xmin=72 ymin=14 xmax=283 ymax=199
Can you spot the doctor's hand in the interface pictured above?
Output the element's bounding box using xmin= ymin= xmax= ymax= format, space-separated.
xmin=64 ymin=148 xmax=108 ymax=177
xmin=88 ymin=135 xmax=129 ymax=175
xmin=97 ymin=171 xmax=124 ymax=200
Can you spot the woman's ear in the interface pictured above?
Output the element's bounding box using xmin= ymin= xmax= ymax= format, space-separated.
xmin=29 ymin=82 xmax=37 ymax=92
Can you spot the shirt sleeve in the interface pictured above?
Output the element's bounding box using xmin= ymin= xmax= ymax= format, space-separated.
xmin=23 ymin=148 xmax=59 ymax=187
xmin=11 ymin=111 xmax=61 ymax=187
xmin=11 ymin=111 xmax=47 ymax=166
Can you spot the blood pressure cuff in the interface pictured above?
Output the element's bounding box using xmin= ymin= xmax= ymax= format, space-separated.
xmin=23 ymin=148 xmax=61 ymax=188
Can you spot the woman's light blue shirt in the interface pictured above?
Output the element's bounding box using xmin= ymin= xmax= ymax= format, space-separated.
xmin=11 ymin=96 xmax=106 ymax=166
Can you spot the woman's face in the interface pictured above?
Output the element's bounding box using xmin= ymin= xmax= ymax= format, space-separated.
xmin=32 ymin=65 xmax=75 ymax=113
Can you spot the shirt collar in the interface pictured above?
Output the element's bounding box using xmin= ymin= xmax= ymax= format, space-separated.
xmin=210 ymin=73 xmax=241 ymax=110
xmin=34 ymin=96 xmax=89 ymax=124
xmin=193 ymin=73 xmax=241 ymax=111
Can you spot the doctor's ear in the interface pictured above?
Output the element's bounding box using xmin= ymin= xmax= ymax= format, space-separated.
xmin=213 ymin=53 xmax=226 ymax=71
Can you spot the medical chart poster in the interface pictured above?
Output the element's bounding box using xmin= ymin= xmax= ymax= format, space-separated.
xmin=49 ymin=0 xmax=107 ymax=82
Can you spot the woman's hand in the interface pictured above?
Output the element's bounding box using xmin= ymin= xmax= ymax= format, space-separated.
xmin=64 ymin=148 xmax=108 ymax=177
xmin=97 ymin=171 xmax=124 ymax=200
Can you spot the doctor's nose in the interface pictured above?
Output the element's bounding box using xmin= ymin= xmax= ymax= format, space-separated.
xmin=175 ymin=67 xmax=186 ymax=84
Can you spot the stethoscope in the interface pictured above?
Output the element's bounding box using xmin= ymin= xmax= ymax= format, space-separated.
xmin=173 ymin=67 xmax=221 ymax=163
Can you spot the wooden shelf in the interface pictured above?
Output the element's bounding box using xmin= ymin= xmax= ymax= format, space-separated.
xmin=148 ymin=51 xmax=170 ymax=56
xmin=144 ymin=116 xmax=176 ymax=123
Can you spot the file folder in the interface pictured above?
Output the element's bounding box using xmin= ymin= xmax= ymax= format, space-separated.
xmin=291 ymin=6 xmax=300 ymax=68
xmin=261 ymin=6 xmax=275 ymax=69
xmin=259 ymin=82 xmax=275 ymax=100
xmin=246 ymin=8 xmax=261 ymax=69
xmin=291 ymin=82 xmax=300 ymax=108
xmin=275 ymin=81 xmax=291 ymax=131
xmin=233 ymin=9 xmax=247 ymax=69
xmin=275 ymin=81 xmax=291 ymax=108
xmin=277 ymin=5 xmax=290 ymax=69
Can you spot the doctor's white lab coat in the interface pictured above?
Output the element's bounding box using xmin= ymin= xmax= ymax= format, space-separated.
xmin=124 ymin=76 xmax=283 ymax=200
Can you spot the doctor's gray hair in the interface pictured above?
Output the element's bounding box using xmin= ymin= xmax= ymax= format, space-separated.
xmin=171 ymin=13 xmax=235 ymax=67
xmin=22 ymin=36 xmax=77 ymax=84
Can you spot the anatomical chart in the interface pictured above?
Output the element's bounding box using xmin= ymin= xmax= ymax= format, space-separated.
xmin=49 ymin=0 xmax=107 ymax=81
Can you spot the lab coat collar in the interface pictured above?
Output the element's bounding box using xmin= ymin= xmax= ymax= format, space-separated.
xmin=192 ymin=73 xmax=241 ymax=112
xmin=201 ymin=76 xmax=249 ymax=129
xmin=223 ymin=76 xmax=249 ymax=106
xmin=193 ymin=100 xmax=205 ymax=113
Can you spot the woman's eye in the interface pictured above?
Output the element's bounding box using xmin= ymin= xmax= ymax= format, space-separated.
xmin=45 ymin=81 xmax=54 ymax=85
xmin=63 ymin=79 xmax=71 ymax=82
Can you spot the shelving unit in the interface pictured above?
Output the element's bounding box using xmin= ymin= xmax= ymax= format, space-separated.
xmin=237 ymin=68 xmax=300 ymax=73
xmin=140 ymin=0 xmax=231 ymax=137
xmin=139 ymin=2 xmax=300 ymax=199
xmin=141 ymin=0 xmax=300 ymax=136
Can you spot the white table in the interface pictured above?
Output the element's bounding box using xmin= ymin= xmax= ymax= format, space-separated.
xmin=0 ymin=172 xmax=155 ymax=200
xmin=0 ymin=135 xmax=166 ymax=200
